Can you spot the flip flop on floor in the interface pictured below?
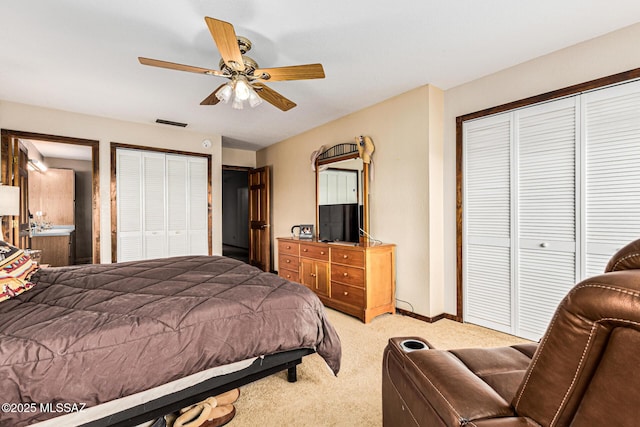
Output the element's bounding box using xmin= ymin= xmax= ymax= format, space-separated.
xmin=173 ymin=402 xmax=213 ymax=427
xmin=179 ymin=397 xmax=218 ymax=415
xmin=179 ymin=389 xmax=240 ymax=415
xmin=212 ymin=388 xmax=240 ymax=406
xmin=200 ymin=405 xmax=236 ymax=427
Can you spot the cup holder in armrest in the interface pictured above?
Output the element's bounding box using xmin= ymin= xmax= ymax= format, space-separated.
xmin=400 ymin=339 xmax=429 ymax=352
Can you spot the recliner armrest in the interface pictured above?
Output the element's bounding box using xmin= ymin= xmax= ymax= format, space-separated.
xmin=384 ymin=337 xmax=515 ymax=425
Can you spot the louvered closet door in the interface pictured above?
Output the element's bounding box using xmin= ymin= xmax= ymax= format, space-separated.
xmin=117 ymin=149 xmax=143 ymax=262
xmin=463 ymin=113 xmax=513 ymax=334
xmin=167 ymin=155 xmax=188 ymax=256
xmin=143 ymin=152 xmax=167 ymax=259
xmin=516 ymin=98 xmax=578 ymax=340
xmin=583 ymin=80 xmax=640 ymax=276
xmin=188 ymin=158 xmax=209 ymax=255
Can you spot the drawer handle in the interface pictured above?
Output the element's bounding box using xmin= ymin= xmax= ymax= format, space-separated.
xmin=286 ymin=274 xmax=291 ymax=278
xmin=303 ymin=248 xmax=308 ymax=252
xmin=343 ymin=291 xmax=349 ymax=296
xmin=320 ymin=251 xmax=325 ymax=255
xmin=343 ymin=255 xmax=348 ymax=259
xmin=343 ymin=272 xmax=348 ymax=277
xmin=286 ymin=245 xmax=291 ymax=249
xmin=310 ymin=273 xmax=316 ymax=277
xmin=286 ymin=259 xmax=291 ymax=263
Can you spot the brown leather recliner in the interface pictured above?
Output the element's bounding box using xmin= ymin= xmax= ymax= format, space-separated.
xmin=383 ymin=239 xmax=640 ymax=426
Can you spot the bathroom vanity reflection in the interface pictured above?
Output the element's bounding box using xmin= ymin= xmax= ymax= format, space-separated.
xmin=28 ymin=168 xmax=76 ymax=266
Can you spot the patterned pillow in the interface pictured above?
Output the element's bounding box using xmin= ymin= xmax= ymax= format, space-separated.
xmin=0 ymin=241 xmax=38 ymax=302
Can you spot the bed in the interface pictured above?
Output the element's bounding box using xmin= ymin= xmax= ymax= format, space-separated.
xmin=0 ymin=255 xmax=342 ymax=426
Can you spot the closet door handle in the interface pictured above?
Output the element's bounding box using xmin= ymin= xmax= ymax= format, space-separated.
xmin=540 ymin=242 xmax=549 ymax=248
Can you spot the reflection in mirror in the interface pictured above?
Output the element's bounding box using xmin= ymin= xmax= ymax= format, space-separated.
xmin=317 ymin=158 xmax=363 ymax=243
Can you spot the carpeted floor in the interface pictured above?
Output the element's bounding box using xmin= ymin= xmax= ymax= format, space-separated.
xmin=228 ymin=308 xmax=531 ymax=426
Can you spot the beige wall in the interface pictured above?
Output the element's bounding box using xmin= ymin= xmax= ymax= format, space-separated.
xmin=0 ymin=100 xmax=223 ymax=262
xmin=222 ymin=147 xmax=256 ymax=168
xmin=4 ymin=22 xmax=638 ymax=318
xmin=257 ymin=23 xmax=640 ymax=319
xmin=442 ymin=22 xmax=640 ymax=314
xmin=257 ymin=85 xmax=444 ymax=317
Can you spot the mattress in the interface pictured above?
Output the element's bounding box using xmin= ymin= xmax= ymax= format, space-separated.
xmin=0 ymin=256 xmax=341 ymax=426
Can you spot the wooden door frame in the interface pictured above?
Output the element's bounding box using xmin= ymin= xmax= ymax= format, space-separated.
xmin=0 ymin=129 xmax=100 ymax=263
xmin=222 ymin=165 xmax=273 ymax=271
xmin=248 ymin=166 xmax=271 ymax=272
xmin=110 ymin=142 xmax=213 ymax=262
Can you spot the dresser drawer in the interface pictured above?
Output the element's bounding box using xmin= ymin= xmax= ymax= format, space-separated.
xmin=331 ymin=264 xmax=365 ymax=287
xmin=331 ymin=282 xmax=364 ymax=307
xmin=279 ymin=254 xmax=299 ymax=271
xmin=300 ymin=244 xmax=329 ymax=261
xmin=331 ymin=247 xmax=365 ymax=267
xmin=279 ymin=240 xmax=299 ymax=256
xmin=279 ymin=269 xmax=299 ymax=283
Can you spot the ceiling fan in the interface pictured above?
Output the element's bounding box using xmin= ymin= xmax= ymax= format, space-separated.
xmin=138 ymin=17 xmax=325 ymax=111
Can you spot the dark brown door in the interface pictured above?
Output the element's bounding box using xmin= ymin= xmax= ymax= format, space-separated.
xmin=0 ymin=136 xmax=29 ymax=248
xmin=248 ymin=166 xmax=271 ymax=271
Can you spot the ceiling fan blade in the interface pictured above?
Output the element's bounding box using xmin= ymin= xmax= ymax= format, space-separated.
xmin=200 ymin=84 xmax=227 ymax=105
xmin=253 ymin=83 xmax=297 ymax=111
xmin=138 ymin=57 xmax=225 ymax=77
xmin=253 ymin=64 xmax=325 ymax=81
xmin=205 ymin=17 xmax=245 ymax=72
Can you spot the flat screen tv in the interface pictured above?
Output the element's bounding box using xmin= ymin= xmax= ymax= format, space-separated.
xmin=318 ymin=203 xmax=359 ymax=243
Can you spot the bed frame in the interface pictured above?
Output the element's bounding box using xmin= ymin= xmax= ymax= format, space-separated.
xmin=81 ymin=348 xmax=315 ymax=427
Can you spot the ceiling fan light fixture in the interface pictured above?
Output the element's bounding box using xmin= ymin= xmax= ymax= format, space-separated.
xmin=232 ymin=97 xmax=244 ymax=110
xmin=234 ymin=77 xmax=251 ymax=101
xmin=139 ymin=17 xmax=324 ymax=111
xmin=248 ymin=90 xmax=263 ymax=108
xmin=216 ymin=82 xmax=234 ymax=103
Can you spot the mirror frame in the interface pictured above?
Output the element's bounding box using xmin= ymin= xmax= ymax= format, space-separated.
xmin=315 ymin=142 xmax=370 ymax=243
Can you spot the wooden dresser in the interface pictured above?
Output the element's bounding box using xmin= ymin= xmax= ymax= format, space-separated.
xmin=278 ymin=237 xmax=395 ymax=323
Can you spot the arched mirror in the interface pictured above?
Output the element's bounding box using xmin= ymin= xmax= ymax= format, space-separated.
xmin=315 ymin=138 xmax=372 ymax=244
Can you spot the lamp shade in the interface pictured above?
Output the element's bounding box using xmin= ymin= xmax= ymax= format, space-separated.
xmin=0 ymin=185 xmax=20 ymax=216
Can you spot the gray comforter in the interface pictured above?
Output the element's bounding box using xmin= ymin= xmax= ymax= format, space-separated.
xmin=0 ymin=256 xmax=341 ymax=426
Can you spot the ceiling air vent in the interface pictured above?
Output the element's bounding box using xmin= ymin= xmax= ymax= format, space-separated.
xmin=155 ymin=119 xmax=187 ymax=127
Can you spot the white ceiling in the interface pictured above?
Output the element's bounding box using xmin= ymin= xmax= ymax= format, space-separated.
xmin=24 ymin=139 xmax=92 ymax=162
xmin=2 ymin=1 xmax=640 ymax=150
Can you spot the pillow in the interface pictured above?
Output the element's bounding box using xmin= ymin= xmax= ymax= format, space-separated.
xmin=0 ymin=241 xmax=38 ymax=302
